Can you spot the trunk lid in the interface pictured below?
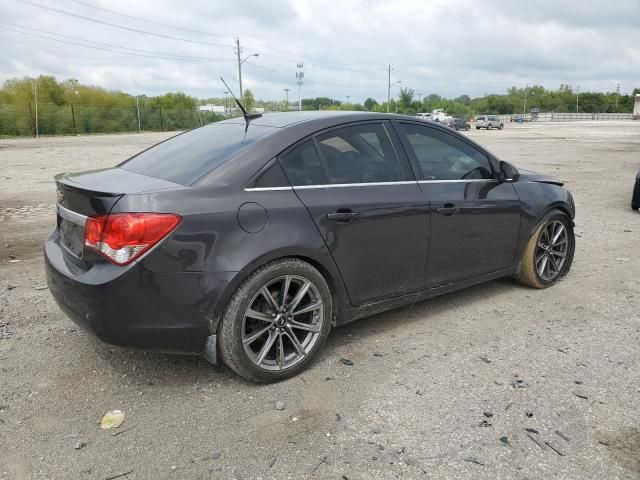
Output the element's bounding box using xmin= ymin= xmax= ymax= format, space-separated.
xmin=55 ymin=167 xmax=182 ymax=259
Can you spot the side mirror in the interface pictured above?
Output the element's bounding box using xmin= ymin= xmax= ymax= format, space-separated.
xmin=499 ymin=161 xmax=520 ymax=182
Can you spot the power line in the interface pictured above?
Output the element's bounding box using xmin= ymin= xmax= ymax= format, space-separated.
xmin=61 ymin=0 xmax=387 ymax=70
xmin=0 ymin=24 xmax=235 ymax=62
xmin=12 ymin=0 xmax=231 ymax=48
xmin=0 ymin=20 xmax=233 ymax=61
xmin=67 ymin=0 xmax=234 ymax=39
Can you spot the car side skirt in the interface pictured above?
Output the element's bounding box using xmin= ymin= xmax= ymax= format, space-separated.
xmin=338 ymin=267 xmax=516 ymax=325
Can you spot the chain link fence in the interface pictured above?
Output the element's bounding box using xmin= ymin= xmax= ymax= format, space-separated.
xmin=0 ymin=103 xmax=223 ymax=137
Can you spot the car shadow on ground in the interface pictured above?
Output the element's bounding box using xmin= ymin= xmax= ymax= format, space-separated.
xmin=86 ymin=277 xmax=522 ymax=386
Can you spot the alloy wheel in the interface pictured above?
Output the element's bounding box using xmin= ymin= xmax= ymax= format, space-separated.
xmin=241 ymin=275 xmax=324 ymax=371
xmin=535 ymin=220 xmax=569 ymax=282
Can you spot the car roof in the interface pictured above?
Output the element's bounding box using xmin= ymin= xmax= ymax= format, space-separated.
xmin=218 ymin=111 xmax=418 ymax=129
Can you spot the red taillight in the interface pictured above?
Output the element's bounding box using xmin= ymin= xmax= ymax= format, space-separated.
xmin=84 ymin=213 xmax=181 ymax=266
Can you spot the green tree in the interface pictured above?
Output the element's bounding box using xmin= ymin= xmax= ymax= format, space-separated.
xmin=243 ymin=89 xmax=255 ymax=110
xmin=363 ymin=97 xmax=378 ymax=110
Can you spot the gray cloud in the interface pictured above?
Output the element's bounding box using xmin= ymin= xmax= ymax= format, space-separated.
xmin=0 ymin=0 xmax=637 ymax=102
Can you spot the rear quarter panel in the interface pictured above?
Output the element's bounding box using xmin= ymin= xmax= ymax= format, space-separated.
xmin=111 ymin=186 xmax=349 ymax=321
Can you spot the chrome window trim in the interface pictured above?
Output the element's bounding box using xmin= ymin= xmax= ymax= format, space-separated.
xmin=417 ymin=179 xmax=498 ymax=184
xmin=295 ymin=181 xmax=416 ymax=190
xmin=244 ymin=186 xmax=294 ymax=192
xmin=244 ymin=179 xmax=501 ymax=192
xmin=57 ymin=204 xmax=88 ymax=226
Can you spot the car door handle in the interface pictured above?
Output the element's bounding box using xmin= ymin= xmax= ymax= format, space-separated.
xmin=436 ymin=205 xmax=460 ymax=216
xmin=327 ymin=210 xmax=360 ymax=221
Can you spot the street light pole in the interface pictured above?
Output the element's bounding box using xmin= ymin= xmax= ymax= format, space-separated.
xmin=576 ymin=85 xmax=580 ymax=113
xmin=523 ymin=85 xmax=528 ymax=118
xmin=235 ymin=38 xmax=258 ymax=107
xmin=283 ymin=88 xmax=290 ymax=111
xmin=346 ymin=95 xmax=350 ymax=104
xmin=223 ymin=91 xmax=229 ymax=115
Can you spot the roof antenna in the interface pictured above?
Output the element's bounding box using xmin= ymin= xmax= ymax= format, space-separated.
xmin=220 ymin=77 xmax=261 ymax=132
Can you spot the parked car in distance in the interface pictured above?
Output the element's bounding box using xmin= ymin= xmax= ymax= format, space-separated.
xmin=476 ymin=115 xmax=504 ymax=130
xmin=443 ymin=117 xmax=470 ymax=131
xmin=632 ymin=169 xmax=640 ymax=210
xmin=45 ymin=111 xmax=576 ymax=382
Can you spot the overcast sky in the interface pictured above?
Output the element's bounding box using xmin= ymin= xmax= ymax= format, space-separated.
xmin=0 ymin=0 xmax=638 ymax=102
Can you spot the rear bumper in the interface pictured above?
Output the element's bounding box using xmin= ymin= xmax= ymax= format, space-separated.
xmin=45 ymin=231 xmax=237 ymax=354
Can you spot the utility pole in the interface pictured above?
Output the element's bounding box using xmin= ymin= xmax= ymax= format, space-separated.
xmin=234 ymin=38 xmax=259 ymax=109
xmin=576 ymin=85 xmax=580 ymax=113
xmin=296 ymin=63 xmax=304 ymax=111
xmin=69 ymin=78 xmax=79 ymax=135
xmin=235 ymin=38 xmax=243 ymax=101
xmin=615 ymin=83 xmax=620 ymax=111
xmin=346 ymin=95 xmax=350 ymax=104
xmin=417 ymin=92 xmax=422 ymax=103
xmin=223 ymin=91 xmax=229 ymax=115
xmin=386 ymin=65 xmax=401 ymax=113
xmin=283 ymin=88 xmax=290 ymax=111
xmin=523 ymin=85 xmax=528 ymax=117
xmin=136 ymin=95 xmax=141 ymax=132
xmin=387 ymin=64 xmax=391 ymax=113
xmin=33 ymin=80 xmax=39 ymax=138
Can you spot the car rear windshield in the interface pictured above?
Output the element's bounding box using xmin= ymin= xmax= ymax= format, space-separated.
xmin=120 ymin=122 xmax=275 ymax=185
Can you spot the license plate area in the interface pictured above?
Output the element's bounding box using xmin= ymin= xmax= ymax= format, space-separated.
xmin=57 ymin=205 xmax=88 ymax=259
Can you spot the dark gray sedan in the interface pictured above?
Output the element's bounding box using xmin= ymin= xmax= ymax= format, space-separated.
xmin=45 ymin=112 xmax=576 ymax=382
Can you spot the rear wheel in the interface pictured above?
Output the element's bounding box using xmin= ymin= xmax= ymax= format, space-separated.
xmin=499 ymin=123 xmax=504 ymax=130
xmin=218 ymin=258 xmax=332 ymax=382
xmin=476 ymin=126 xmax=480 ymax=130
xmin=487 ymin=124 xmax=492 ymax=130
xmin=519 ymin=214 xmax=575 ymax=288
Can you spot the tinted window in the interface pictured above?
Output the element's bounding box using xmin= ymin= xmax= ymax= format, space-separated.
xmin=120 ymin=123 xmax=274 ymax=185
xmin=253 ymin=160 xmax=289 ymax=188
xmin=315 ymin=123 xmax=402 ymax=184
xmin=400 ymin=123 xmax=494 ymax=180
xmin=279 ymin=140 xmax=327 ymax=186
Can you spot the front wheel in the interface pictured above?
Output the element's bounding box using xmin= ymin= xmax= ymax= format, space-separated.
xmin=499 ymin=124 xmax=504 ymax=130
xmin=518 ymin=214 xmax=575 ymax=288
xmin=632 ymin=174 xmax=640 ymax=210
xmin=218 ymin=258 xmax=332 ymax=382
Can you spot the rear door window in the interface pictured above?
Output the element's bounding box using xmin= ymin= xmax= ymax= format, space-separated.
xmin=279 ymin=123 xmax=404 ymax=186
xmin=315 ymin=123 xmax=402 ymax=184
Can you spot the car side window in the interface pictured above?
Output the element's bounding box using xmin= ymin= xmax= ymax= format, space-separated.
xmin=314 ymin=123 xmax=402 ymax=184
xmin=279 ymin=140 xmax=327 ymax=186
xmin=400 ymin=123 xmax=494 ymax=180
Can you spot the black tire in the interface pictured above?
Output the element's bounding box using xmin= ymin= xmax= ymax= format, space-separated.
xmin=632 ymin=172 xmax=640 ymax=210
xmin=518 ymin=212 xmax=575 ymax=289
xmin=476 ymin=126 xmax=480 ymax=130
xmin=218 ymin=258 xmax=332 ymax=382
xmin=487 ymin=124 xmax=492 ymax=130
xmin=499 ymin=124 xmax=504 ymax=130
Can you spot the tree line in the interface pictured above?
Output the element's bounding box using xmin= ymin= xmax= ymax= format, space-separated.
xmin=307 ymin=84 xmax=639 ymax=119
xmin=1 ymin=75 xmax=638 ymax=137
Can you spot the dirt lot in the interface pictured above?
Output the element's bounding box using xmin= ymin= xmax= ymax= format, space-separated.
xmin=1 ymin=122 xmax=639 ymax=480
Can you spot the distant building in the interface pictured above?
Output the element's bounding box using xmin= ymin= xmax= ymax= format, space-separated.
xmin=198 ymin=104 xmax=225 ymax=114
xmin=634 ymin=94 xmax=640 ymax=120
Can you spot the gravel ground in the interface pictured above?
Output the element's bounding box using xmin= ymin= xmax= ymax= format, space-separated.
xmin=1 ymin=122 xmax=639 ymax=480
